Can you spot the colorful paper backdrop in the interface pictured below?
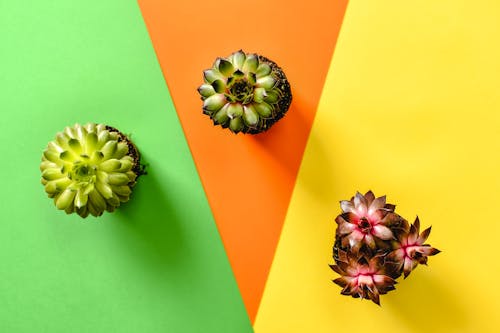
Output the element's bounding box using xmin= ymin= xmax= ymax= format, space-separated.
xmin=0 ymin=1 xmax=251 ymax=332
xmin=254 ymin=1 xmax=500 ymax=332
xmin=1 ymin=0 xmax=499 ymax=332
xmin=137 ymin=0 xmax=348 ymax=322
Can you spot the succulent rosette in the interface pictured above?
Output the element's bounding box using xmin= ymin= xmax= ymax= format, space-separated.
xmin=330 ymin=252 xmax=398 ymax=305
xmin=40 ymin=123 xmax=144 ymax=218
xmin=387 ymin=217 xmax=441 ymax=278
xmin=198 ymin=50 xmax=292 ymax=134
xmin=331 ymin=191 xmax=440 ymax=305
xmin=336 ymin=191 xmax=402 ymax=253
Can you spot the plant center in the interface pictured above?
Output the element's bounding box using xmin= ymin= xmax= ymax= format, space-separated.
xmin=228 ymin=79 xmax=253 ymax=103
xmin=358 ymin=217 xmax=372 ymax=233
xmin=70 ymin=161 xmax=96 ymax=183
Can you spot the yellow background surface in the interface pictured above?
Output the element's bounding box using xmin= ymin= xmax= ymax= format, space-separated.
xmin=255 ymin=0 xmax=500 ymax=332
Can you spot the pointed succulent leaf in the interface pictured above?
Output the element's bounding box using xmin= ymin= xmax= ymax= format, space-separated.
xmin=76 ymin=125 xmax=88 ymax=142
xmin=42 ymin=168 xmax=64 ymax=181
xmin=256 ymin=76 xmax=276 ymax=89
xmin=75 ymin=190 xmax=89 ymax=209
xmin=107 ymin=173 xmax=130 ymax=186
xmin=117 ymin=159 xmax=133 ymax=172
xmin=85 ymin=199 xmax=97 ymax=217
xmin=243 ymin=104 xmax=259 ymax=127
xmin=100 ymin=141 xmax=117 ymax=159
xmin=253 ymin=102 xmax=273 ymax=118
xmin=217 ymin=58 xmax=234 ymax=76
xmin=232 ymin=50 xmax=246 ymax=69
xmin=44 ymin=181 xmax=57 ymax=194
xmin=253 ymin=87 xmax=267 ymax=103
xmin=242 ymin=54 xmax=259 ymax=72
xmin=40 ymin=160 xmax=58 ymax=171
xmin=55 ymin=133 xmax=69 ymax=147
xmin=198 ymin=84 xmax=216 ymax=98
xmin=97 ymin=130 xmax=110 ymax=148
xmin=43 ymin=149 xmax=60 ymax=163
xmin=88 ymin=189 xmax=106 ymax=212
xmin=229 ymin=117 xmax=244 ymax=133
xmin=53 ymin=178 xmax=72 ymax=192
xmin=64 ymin=126 xmax=76 ymax=139
xmin=48 ymin=141 xmax=64 ymax=153
xmin=203 ymin=94 xmax=226 ymax=112
xmin=86 ymin=132 xmax=98 ymax=152
xmin=106 ymin=192 xmax=120 ymax=207
xmin=264 ymin=90 xmax=279 ymax=104
xmin=85 ymin=123 xmax=96 ymax=133
xmin=56 ymin=188 xmax=76 ymax=210
xmin=99 ymin=159 xmax=121 ymax=172
xmin=256 ymin=63 xmax=272 ymax=78
xmin=211 ymin=79 xmax=226 ymax=93
xmin=226 ymin=103 xmax=244 ymax=119
xmin=213 ymin=104 xmax=230 ymax=125
xmin=113 ymin=142 xmax=128 ymax=160
xmin=68 ymin=138 xmax=82 ymax=154
xmin=95 ymin=181 xmax=113 ymax=199
xmin=111 ymin=185 xmax=131 ymax=197
xmin=203 ymin=69 xmax=224 ymax=83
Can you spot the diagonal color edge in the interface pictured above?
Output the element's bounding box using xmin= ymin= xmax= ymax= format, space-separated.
xmin=138 ymin=0 xmax=348 ymax=322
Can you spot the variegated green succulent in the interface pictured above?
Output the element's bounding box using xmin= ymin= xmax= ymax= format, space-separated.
xmin=40 ymin=123 xmax=144 ymax=218
xmin=198 ymin=50 xmax=292 ymax=134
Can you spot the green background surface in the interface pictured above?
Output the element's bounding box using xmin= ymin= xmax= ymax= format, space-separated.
xmin=0 ymin=1 xmax=252 ymax=332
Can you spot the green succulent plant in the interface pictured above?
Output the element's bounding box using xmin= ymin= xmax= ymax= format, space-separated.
xmin=40 ymin=123 xmax=144 ymax=218
xmin=198 ymin=50 xmax=292 ymax=134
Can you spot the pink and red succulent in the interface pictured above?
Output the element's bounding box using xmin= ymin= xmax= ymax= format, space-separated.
xmin=387 ymin=217 xmax=441 ymax=278
xmin=336 ymin=191 xmax=398 ymax=252
xmin=331 ymin=191 xmax=440 ymax=305
xmin=331 ymin=251 xmax=397 ymax=305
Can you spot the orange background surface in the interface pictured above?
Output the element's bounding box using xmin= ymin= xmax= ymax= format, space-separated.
xmin=138 ymin=0 xmax=348 ymax=322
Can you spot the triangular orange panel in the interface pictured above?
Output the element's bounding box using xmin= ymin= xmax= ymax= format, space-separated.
xmin=138 ymin=0 xmax=348 ymax=322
